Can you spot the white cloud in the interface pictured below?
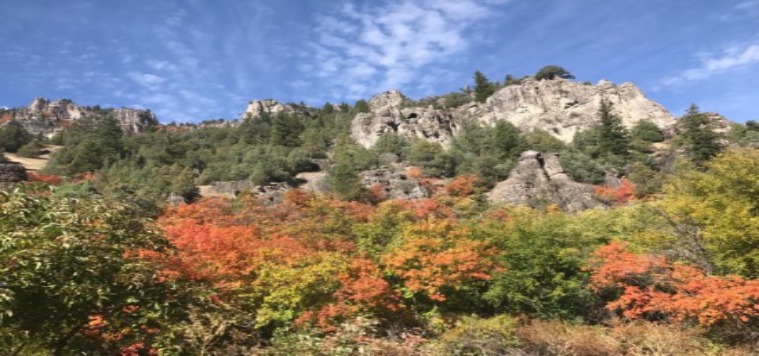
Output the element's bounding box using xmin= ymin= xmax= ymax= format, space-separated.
xmin=303 ymin=0 xmax=511 ymax=101
xmin=127 ymin=72 xmax=167 ymax=90
xmin=662 ymin=43 xmax=759 ymax=87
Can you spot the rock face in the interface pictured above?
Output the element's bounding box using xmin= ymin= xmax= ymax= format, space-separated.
xmin=351 ymin=79 xmax=675 ymax=148
xmin=0 ymin=163 xmax=28 ymax=182
xmin=112 ymin=108 xmax=159 ymax=133
xmin=360 ymin=164 xmax=431 ymax=200
xmin=9 ymin=98 xmax=159 ymax=137
xmin=351 ymin=90 xmax=460 ymax=148
xmin=487 ymin=151 xmax=606 ymax=212
xmin=462 ymin=78 xmax=675 ymax=143
xmin=242 ymin=99 xmax=295 ymax=120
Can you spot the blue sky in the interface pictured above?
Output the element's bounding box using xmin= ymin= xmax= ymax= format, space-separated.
xmin=1 ymin=0 xmax=758 ymax=123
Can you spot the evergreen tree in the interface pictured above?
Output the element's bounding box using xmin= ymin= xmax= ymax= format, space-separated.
xmin=678 ymin=104 xmax=723 ymax=165
xmin=491 ymin=121 xmax=526 ymax=160
xmin=0 ymin=120 xmax=34 ymax=152
xmin=597 ymin=100 xmax=630 ymax=157
xmin=534 ymin=65 xmax=575 ymax=80
xmin=473 ymin=70 xmax=497 ymax=103
xmin=354 ymin=100 xmax=371 ymax=113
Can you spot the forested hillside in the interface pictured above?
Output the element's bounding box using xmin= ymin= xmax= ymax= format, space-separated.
xmin=1 ymin=71 xmax=759 ymax=354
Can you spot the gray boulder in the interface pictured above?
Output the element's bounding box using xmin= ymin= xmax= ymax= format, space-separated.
xmin=487 ymin=151 xmax=606 ymax=212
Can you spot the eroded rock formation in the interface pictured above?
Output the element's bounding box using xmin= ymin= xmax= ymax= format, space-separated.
xmin=8 ymin=98 xmax=159 ymax=137
xmin=487 ymin=151 xmax=606 ymax=212
xmin=351 ymin=90 xmax=460 ymax=148
xmin=351 ymin=79 xmax=675 ymax=148
xmin=242 ymin=99 xmax=296 ymax=120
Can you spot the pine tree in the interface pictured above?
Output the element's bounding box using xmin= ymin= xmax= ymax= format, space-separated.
xmin=679 ymin=104 xmax=722 ymax=165
xmin=597 ymin=100 xmax=630 ymax=157
xmin=473 ymin=70 xmax=497 ymax=103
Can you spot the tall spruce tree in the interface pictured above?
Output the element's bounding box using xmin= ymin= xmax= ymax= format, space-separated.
xmin=597 ymin=100 xmax=630 ymax=157
xmin=473 ymin=70 xmax=497 ymax=103
xmin=678 ymin=104 xmax=722 ymax=165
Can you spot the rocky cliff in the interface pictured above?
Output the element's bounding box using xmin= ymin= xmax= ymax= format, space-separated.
xmin=351 ymin=78 xmax=675 ymax=148
xmin=487 ymin=151 xmax=606 ymax=212
xmin=351 ymin=90 xmax=460 ymax=148
xmin=242 ymin=99 xmax=296 ymax=120
xmin=8 ymin=98 xmax=159 ymax=137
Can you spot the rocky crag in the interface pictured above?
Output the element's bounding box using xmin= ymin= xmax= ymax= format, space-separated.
xmin=487 ymin=151 xmax=606 ymax=212
xmin=3 ymin=98 xmax=159 ymax=137
xmin=241 ymin=99 xmax=297 ymax=120
xmin=351 ymin=78 xmax=675 ymax=148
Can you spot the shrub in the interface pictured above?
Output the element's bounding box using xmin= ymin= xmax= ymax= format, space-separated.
xmin=431 ymin=315 xmax=520 ymax=355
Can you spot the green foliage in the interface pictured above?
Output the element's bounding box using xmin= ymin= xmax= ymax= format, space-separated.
xmin=432 ymin=315 xmax=520 ymax=355
xmin=326 ymin=137 xmax=376 ymax=200
xmin=630 ymin=120 xmax=664 ymax=143
xmin=572 ymin=101 xmax=631 ymax=172
xmin=726 ymin=120 xmax=759 ymax=147
xmin=451 ymin=121 xmax=527 ymax=185
xmin=654 ymin=149 xmax=759 ymax=278
xmin=372 ymin=133 xmax=410 ymax=159
xmin=525 ymin=129 xmax=567 ymax=153
xmin=676 ymin=104 xmax=723 ymax=165
xmin=407 ymin=139 xmax=455 ymax=177
xmin=626 ymin=161 xmax=666 ymax=198
xmin=0 ymin=189 xmax=196 ymax=354
xmin=46 ymin=115 xmax=124 ymax=175
xmin=481 ymin=207 xmax=605 ymax=319
xmin=473 ymin=70 xmax=498 ymax=103
xmin=0 ymin=121 xmax=34 ymax=153
xmin=558 ymin=150 xmax=606 ymax=184
xmin=504 ymin=74 xmax=529 ymax=86
xmin=534 ymin=65 xmax=575 ymax=81
xmin=16 ymin=140 xmax=45 ymax=158
xmin=597 ymin=100 xmax=630 ymax=157
xmin=354 ymin=99 xmax=371 ymax=113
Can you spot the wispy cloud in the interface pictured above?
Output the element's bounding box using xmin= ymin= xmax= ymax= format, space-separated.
xmin=302 ymin=0 xmax=511 ymax=101
xmin=661 ymin=42 xmax=759 ymax=87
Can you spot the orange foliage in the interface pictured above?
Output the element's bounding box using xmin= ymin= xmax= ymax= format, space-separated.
xmin=589 ymin=242 xmax=759 ymax=326
xmin=73 ymin=172 xmax=97 ymax=182
xmin=27 ymin=172 xmax=62 ymax=185
xmin=0 ymin=113 xmax=12 ymax=124
xmin=299 ymin=258 xmax=404 ymax=329
xmin=383 ymin=221 xmax=498 ymax=302
xmin=369 ymin=183 xmax=389 ymax=201
xmin=594 ymin=179 xmax=635 ymax=203
xmin=444 ymin=175 xmax=479 ymax=197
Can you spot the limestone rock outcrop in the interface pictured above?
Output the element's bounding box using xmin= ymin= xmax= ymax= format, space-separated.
xmin=350 ymin=79 xmax=675 ymax=148
xmin=487 ymin=151 xmax=606 ymax=212
xmin=112 ymin=108 xmax=159 ymax=133
xmin=242 ymin=99 xmax=295 ymax=120
xmin=463 ymin=78 xmax=675 ymax=143
xmin=8 ymin=98 xmax=159 ymax=137
xmin=351 ymin=90 xmax=460 ymax=148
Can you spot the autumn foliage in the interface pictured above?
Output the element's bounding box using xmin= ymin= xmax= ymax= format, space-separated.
xmin=594 ymin=179 xmax=635 ymax=204
xmin=152 ymin=191 xmax=500 ymax=330
xmin=589 ymin=241 xmax=759 ymax=326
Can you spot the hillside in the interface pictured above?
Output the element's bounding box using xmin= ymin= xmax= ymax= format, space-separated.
xmin=1 ymin=74 xmax=759 ymax=355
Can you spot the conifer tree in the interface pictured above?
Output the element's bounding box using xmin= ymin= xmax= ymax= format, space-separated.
xmin=678 ymin=104 xmax=722 ymax=165
xmin=597 ymin=100 xmax=630 ymax=157
xmin=473 ymin=70 xmax=497 ymax=103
